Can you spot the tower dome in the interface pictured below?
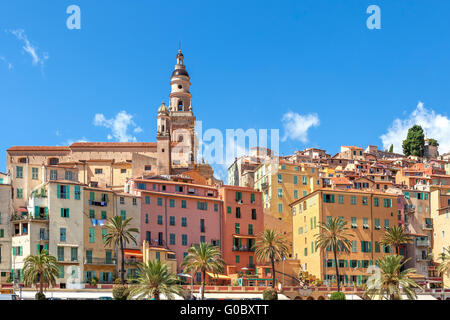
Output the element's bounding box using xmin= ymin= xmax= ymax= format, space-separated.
xmin=158 ymin=102 xmax=169 ymax=115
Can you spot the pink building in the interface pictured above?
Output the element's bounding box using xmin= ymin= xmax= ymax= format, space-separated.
xmin=128 ymin=178 xmax=223 ymax=272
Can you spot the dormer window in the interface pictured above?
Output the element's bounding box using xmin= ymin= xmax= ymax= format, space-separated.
xmin=49 ymin=158 xmax=59 ymax=165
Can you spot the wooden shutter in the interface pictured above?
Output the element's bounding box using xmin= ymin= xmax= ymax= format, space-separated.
xmin=57 ymin=185 xmax=61 ymax=198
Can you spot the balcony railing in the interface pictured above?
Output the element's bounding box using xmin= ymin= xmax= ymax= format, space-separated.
xmin=89 ymin=200 xmax=108 ymax=207
xmin=422 ymin=224 xmax=433 ymax=230
xmin=84 ymin=257 xmax=117 ymax=265
xmin=11 ymin=214 xmax=48 ymax=222
xmin=232 ymin=246 xmax=255 ymax=252
xmin=416 ymin=240 xmax=429 ymax=247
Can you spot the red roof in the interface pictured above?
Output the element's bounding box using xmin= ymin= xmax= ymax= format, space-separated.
xmin=7 ymin=146 xmax=70 ymax=152
xmin=70 ymin=142 xmax=156 ymax=148
xmin=124 ymin=249 xmax=143 ymax=256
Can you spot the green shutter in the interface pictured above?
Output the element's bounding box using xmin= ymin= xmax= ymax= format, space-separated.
xmin=45 ymin=207 xmax=48 ymax=218
xmin=35 ymin=206 xmax=39 ymax=218
xmin=331 ymin=195 xmax=335 ymax=203
xmin=66 ymin=185 xmax=70 ymax=199
xmin=13 ymin=247 xmax=16 ymax=256
xmin=368 ymin=241 xmax=372 ymax=252
xmin=57 ymin=185 xmax=61 ymax=198
xmin=66 ymin=208 xmax=69 ymax=218
xmin=61 ymin=208 xmax=64 ymax=217
xmin=44 ymin=244 xmax=48 ymax=251
xmin=36 ymin=244 xmax=40 ymax=254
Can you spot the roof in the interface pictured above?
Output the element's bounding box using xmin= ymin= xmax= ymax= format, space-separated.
xmin=7 ymin=146 xmax=70 ymax=152
xmin=70 ymin=142 xmax=157 ymax=148
xmin=330 ymin=177 xmax=352 ymax=185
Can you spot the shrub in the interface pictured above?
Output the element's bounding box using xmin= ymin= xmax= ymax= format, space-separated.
xmin=112 ymin=284 xmax=129 ymax=300
xmin=329 ymin=292 xmax=346 ymax=300
xmin=89 ymin=277 xmax=99 ymax=286
xmin=263 ymin=288 xmax=278 ymax=300
xmin=35 ymin=292 xmax=46 ymax=300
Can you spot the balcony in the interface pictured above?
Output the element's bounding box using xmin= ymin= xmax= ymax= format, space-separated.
xmin=11 ymin=213 xmax=48 ymax=222
xmin=422 ymin=224 xmax=433 ymax=231
xmin=89 ymin=200 xmax=108 ymax=207
xmin=232 ymin=246 xmax=255 ymax=252
xmin=416 ymin=239 xmax=429 ymax=247
xmin=84 ymin=257 xmax=117 ymax=265
xmin=416 ymin=255 xmax=429 ymax=262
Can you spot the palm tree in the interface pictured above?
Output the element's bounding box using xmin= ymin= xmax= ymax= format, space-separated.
xmin=182 ymin=242 xmax=225 ymax=300
xmin=127 ymin=259 xmax=184 ymax=300
xmin=437 ymin=246 xmax=450 ymax=280
xmin=22 ymin=250 xmax=59 ymax=298
xmin=315 ymin=217 xmax=353 ymax=292
xmin=381 ymin=225 xmax=413 ymax=255
xmin=254 ymin=229 xmax=289 ymax=290
xmin=365 ymin=255 xmax=421 ymax=300
xmin=103 ymin=216 xmax=139 ymax=284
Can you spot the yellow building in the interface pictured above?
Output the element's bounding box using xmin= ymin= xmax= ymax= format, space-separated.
xmin=83 ymin=186 xmax=116 ymax=284
xmin=290 ymin=189 xmax=398 ymax=286
xmin=254 ymin=160 xmax=321 ymax=253
xmin=430 ymin=187 xmax=450 ymax=288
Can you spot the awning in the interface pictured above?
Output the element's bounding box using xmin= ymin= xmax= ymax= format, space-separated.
xmin=408 ymin=273 xmax=426 ymax=279
xmin=17 ymin=208 xmax=28 ymax=213
xmin=206 ymin=272 xmax=231 ymax=280
xmin=232 ymin=234 xmax=257 ymax=239
xmin=124 ymin=249 xmax=143 ymax=257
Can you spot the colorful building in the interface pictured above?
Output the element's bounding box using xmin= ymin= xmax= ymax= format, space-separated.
xmin=290 ymin=189 xmax=397 ymax=286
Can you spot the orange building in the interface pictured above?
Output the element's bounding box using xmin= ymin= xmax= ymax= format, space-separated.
xmin=219 ymin=186 xmax=264 ymax=277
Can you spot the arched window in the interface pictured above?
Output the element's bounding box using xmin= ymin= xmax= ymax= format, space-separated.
xmin=178 ymin=100 xmax=183 ymax=111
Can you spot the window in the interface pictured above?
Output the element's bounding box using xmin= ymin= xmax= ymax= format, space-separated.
xmin=169 ymin=233 xmax=176 ymax=245
xmin=182 ymin=234 xmax=188 ymax=246
xmin=32 ymin=167 xmax=39 ymax=180
xmin=200 ymin=236 xmax=206 ymax=243
xmin=137 ymin=183 xmax=146 ymax=190
xmin=61 ymin=208 xmax=70 ymax=218
xmin=170 ymin=216 xmax=175 ymax=226
xmin=294 ymin=190 xmax=298 ymax=199
xmin=351 ymin=196 xmax=356 ymax=205
xmin=145 ymin=196 xmax=150 ymax=204
xmin=278 ymin=189 xmax=283 ymax=198
xmin=278 ymin=203 xmax=283 ymax=213
xmin=235 ymin=192 xmax=243 ymax=202
xmin=60 ymin=228 xmax=66 ymax=242
xmin=323 ymin=194 xmax=335 ymax=203
xmin=362 ymin=197 xmax=368 ymax=205
xmin=375 ymin=242 xmax=380 ymax=253
xmin=236 ymin=207 xmax=241 ymax=219
xmin=16 ymin=166 xmax=23 ymax=178
xmin=277 ymin=174 xmax=282 ymax=183
xmin=214 ymin=204 xmax=218 ymax=212
xmin=338 ymin=195 xmax=344 ymax=204
xmin=197 ymin=201 xmax=207 ymax=211
xmin=200 ymin=219 xmax=205 ymax=233
xmin=227 ymin=206 xmax=231 ymax=214
xmin=74 ymin=186 xmax=81 ymax=200
xmin=235 ymin=255 xmax=240 ymax=263
xmin=121 ymin=169 xmax=127 ymax=174
xmin=352 ymin=240 xmax=357 ymax=253
xmin=351 ymin=217 xmax=357 ymax=228
xmin=89 ymin=228 xmax=95 ymax=243
xmin=157 ymin=215 xmax=163 ymax=225
xmin=57 ymin=185 xmax=69 ymax=199
xmin=120 ymin=210 xmax=126 ymax=220
xmin=133 ymin=198 xmax=137 ymax=206
xmin=384 ymin=219 xmax=390 ymax=229
xmin=250 ymin=193 xmax=255 ymax=203
xmin=145 ymin=214 xmax=149 ymax=224
xmin=49 ymin=158 xmax=59 ymax=165
xmin=65 ymin=171 xmax=72 ymax=181
xmin=384 ymin=198 xmax=392 ymax=208
xmin=71 ymin=247 xmax=78 ymax=262
xmin=361 ymin=241 xmax=372 ymax=253
xmin=156 ymin=198 xmax=162 ymax=206
xmin=101 ymin=211 xmax=107 ymax=219
xmin=175 ymin=185 xmax=183 ymax=192
xmin=374 ymin=197 xmax=379 ymax=207
xmin=363 ymin=218 xmax=369 ymax=229
xmin=16 ymin=188 xmax=23 ymax=199
xmin=248 ymin=224 xmax=253 ymax=235
xmin=169 ymin=199 xmax=175 ymax=208
xmin=235 ymin=223 xmax=240 ymax=234
xmin=293 ymin=176 xmax=298 ymax=185
xmin=89 ymin=210 xmax=95 ymax=219
xmin=374 ymin=219 xmax=381 ymax=230
xmin=182 ymin=217 xmax=187 ymax=227
xmin=181 ymin=200 xmax=187 ymax=208
xmin=57 ymin=247 xmax=65 ymax=261
xmin=95 ymin=169 xmax=103 ymax=174
xmin=86 ymin=250 xmax=92 ymax=264
xmin=251 ymin=209 xmax=257 ymax=220
xmin=144 ymin=165 xmax=152 ymax=171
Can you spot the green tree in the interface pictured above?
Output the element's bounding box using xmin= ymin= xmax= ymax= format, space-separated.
xmin=428 ymin=138 xmax=439 ymax=147
xmin=254 ymin=229 xmax=289 ymax=291
xmin=388 ymin=144 xmax=394 ymax=153
xmin=182 ymin=242 xmax=225 ymax=300
xmin=103 ymin=216 xmax=139 ymax=284
xmin=315 ymin=217 xmax=353 ymax=292
xmin=22 ymin=250 xmax=60 ymax=299
xmin=402 ymin=125 xmax=425 ymax=157
xmin=381 ymin=225 xmax=413 ymax=255
xmin=437 ymin=246 xmax=450 ymax=280
xmin=365 ymin=255 xmax=421 ymax=300
xmin=127 ymin=259 xmax=184 ymax=300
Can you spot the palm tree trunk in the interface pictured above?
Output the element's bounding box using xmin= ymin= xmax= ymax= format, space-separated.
xmin=39 ymin=272 xmax=44 ymax=294
xmin=201 ymin=270 xmax=206 ymax=300
xmin=333 ymin=246 xmax=340 ymax=292
xmin=271 ymin=255 xmax=276 ymax=289
xmin=396 ymin=245 xmax=399 ymax=255
xmin=154 ymin=290 xmax=160 ymax=300
xmin=120 ymin=237 xmax=125 ymax=285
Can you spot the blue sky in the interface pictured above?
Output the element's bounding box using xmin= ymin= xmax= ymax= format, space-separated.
xmin=1 ymin=1 xmax=450 ymax=179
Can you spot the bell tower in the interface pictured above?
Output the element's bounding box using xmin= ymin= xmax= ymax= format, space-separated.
xmin=168 ymin=49 xmax=197 ymax=165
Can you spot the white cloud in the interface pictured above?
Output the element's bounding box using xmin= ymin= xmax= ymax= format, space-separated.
xmin=94 ymin=110 xmax=142 ymax=142
xmin=0 ymin=56 xmax=13 ymax=70
xmin=380 ymin=102 xmax=450 ymax=154
xmin=281 ymin=112 xmax=320 ymax=143
xmin=8 ymin=29 xmax=48 ymax=67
